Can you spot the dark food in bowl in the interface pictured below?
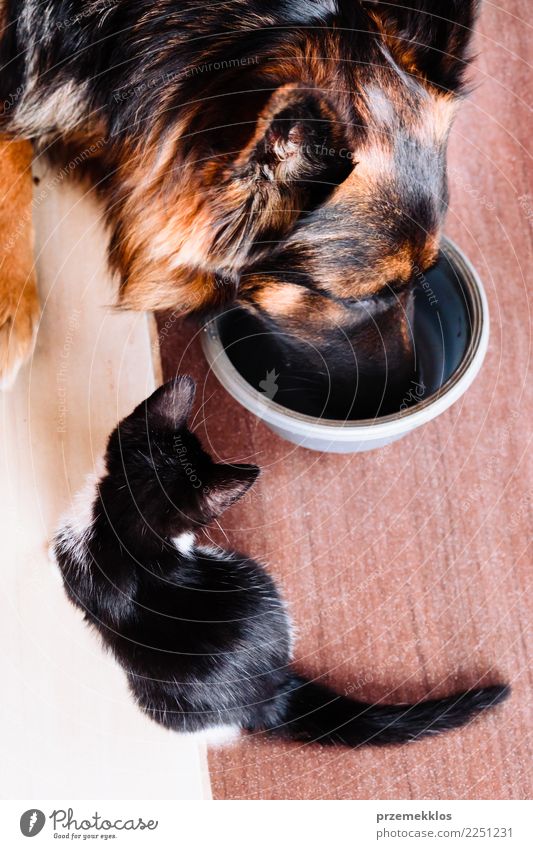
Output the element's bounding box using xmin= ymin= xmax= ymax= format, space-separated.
xmin=218 ymin=251 xmax=472 ymax=420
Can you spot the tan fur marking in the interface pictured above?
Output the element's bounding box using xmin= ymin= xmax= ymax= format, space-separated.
xmin=0 ymin=137 xmax=39 ymax=388
xmin=244 ymin=279 xmax=354 ymax=337
xmin=254 ymin=281 xmax=305 ymax=317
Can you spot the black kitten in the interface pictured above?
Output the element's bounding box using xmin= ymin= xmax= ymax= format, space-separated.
xmin=53 ymin=378 xmax=508 ymax=746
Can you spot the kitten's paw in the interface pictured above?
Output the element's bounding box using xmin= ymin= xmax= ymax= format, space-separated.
xmin=0 ymin=283 xmax=40 ymax=389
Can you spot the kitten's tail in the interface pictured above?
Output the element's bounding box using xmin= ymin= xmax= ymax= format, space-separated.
xmin=254 ymin=675 xmax=509 ymax=746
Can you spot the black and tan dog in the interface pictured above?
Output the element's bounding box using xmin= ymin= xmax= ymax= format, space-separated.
xmin=0 ymin=1 xmax=480 ymax=403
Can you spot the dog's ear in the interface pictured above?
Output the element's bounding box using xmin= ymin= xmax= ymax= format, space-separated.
xmin=239 ymin=84 xmax=352 ymax=186
xmin=368 ymin=0 xmax=480 ymax=92
xmin=210 ymin=84 xmax=354 ymax=272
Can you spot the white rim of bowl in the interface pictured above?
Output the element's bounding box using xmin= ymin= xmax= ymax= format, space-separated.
xmin=201 ymin=236 xmax=489 ymax=443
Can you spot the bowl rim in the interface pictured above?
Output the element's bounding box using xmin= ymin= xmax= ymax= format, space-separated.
xmin=201 ymin=236 xmax=489 ymax=441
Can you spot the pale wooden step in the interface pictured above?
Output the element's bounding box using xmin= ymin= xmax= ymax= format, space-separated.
xmin=0 ymin=163 xmax=211 ymax=799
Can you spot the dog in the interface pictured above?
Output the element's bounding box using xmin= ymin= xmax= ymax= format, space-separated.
xmin=0 ymin=1 xmax=480 ymax=402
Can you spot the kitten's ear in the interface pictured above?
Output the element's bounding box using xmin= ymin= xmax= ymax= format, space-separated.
xmin=146 ymin=376 xmax=196 ymax=428
xmin=203 ymin=464 xmax=260 ymax=517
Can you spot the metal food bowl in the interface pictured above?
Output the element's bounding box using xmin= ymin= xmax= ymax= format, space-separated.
xmin=201 ymin=237 xmax=489 ymax=453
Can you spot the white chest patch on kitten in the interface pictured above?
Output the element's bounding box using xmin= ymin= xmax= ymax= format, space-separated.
xmin=173 ymin=531 xmax=196 ymax=555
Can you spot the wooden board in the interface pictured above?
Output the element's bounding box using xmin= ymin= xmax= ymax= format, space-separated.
xmin=157 ymin=0 xmax=532 ymax=799
xmin=0 ymin=166 xmax=211 ymax=799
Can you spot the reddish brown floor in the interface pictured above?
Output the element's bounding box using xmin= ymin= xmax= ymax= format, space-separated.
xmin=157 ymin=1 xmax=532 ymax=799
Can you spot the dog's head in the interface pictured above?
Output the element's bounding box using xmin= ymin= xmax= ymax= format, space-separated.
xmin=119 ymin=1 xmax=479 ymax=412
xmin=203 ymin=1 xmax=478 ymax=415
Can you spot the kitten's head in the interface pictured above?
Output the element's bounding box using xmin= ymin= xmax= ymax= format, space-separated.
xmin=102 ymin=377 xmax=259 ymax=539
